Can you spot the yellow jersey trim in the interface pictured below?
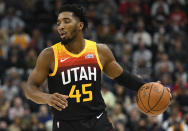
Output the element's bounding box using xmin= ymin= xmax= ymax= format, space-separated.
xmin=61 ymin=39 xmax=88 ymax=58
xmin=94 ymin=43 xmax=103 ymax=71
xmin=49 ymin=45 xmax=58 ymax=76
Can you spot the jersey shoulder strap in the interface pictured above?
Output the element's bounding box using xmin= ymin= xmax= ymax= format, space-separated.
xmin=49 ymin=42 xmax=61 ymax=76
xmin=85 ymin=39 xmax=103 ymax=70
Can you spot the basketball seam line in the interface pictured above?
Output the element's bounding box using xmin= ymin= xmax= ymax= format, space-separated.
xmin=152 ymin=104 xmax=168 ymax=111
xmin=138 ymin=87 xmax=150 ymax=113
xmin=148 ymin=83 xmax=153 ymax=110
xmin=150 ymin=86 xmax=165 ymax=111
xmin=152 ymin=88 xmax=169 ymax=111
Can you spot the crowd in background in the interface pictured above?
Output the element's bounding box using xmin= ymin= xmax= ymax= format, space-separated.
xmin=0 ymin=0 xmax=188 ymax=131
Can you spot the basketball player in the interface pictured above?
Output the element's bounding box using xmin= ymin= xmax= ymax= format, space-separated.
xmin=23 ymin=4 xmax=167 ymax=131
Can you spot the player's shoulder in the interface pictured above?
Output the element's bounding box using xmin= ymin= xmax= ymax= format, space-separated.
xmin=40 ymin=47 xmax=53 ymax=56
xmin=33 ymin=47 xmax=54 ymax=69
xmin=96 ymin=43 xmax=108 ymax=48
xmin=96 ymin=43 xmax=112 ymax=55
xmin=38 ymin=47 xmax=54 ymax=61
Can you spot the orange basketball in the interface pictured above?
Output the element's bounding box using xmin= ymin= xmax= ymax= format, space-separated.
xmin=137 ymin=82 xmax=171 ymax=116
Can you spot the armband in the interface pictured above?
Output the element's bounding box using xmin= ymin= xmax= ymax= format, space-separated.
xmin=114 ymin=70 xmax=146 ymax=92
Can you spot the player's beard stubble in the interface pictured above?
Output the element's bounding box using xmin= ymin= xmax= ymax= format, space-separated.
xmin=61 ymin=25 xmax=78 ymax=45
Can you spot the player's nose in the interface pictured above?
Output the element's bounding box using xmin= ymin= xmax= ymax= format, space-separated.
xmin=58 ymin=23 xmax=65 ymax=30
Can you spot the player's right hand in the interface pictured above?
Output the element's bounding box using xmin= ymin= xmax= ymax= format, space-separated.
xmin=47 ymin=93 xmax=69 ymax=111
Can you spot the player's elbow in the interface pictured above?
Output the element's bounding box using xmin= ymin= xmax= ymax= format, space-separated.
xmin=23 ymin=82 xmax=34 ymax=100
xmin=23 ymin=86 xmax=32 ymax=100
xmin=24 ymin=90 xmax=31 ymax=99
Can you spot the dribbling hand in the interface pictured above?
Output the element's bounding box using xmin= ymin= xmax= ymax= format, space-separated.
xmin=47 ymin=93 xmax=69 ymax=111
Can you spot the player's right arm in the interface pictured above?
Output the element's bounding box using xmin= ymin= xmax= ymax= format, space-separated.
xmin=23 ymin=48 xmax=68 ymax=111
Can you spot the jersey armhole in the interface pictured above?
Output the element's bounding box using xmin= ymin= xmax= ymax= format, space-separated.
xmin=95 ymin=44 xmax=103 ymax=71
xmin=49 ymin=46 xmax=58 ymax=77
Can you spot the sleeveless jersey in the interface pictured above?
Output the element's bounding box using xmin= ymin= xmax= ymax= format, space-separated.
xmin=48 ymin=39 xmax=106 ymax=120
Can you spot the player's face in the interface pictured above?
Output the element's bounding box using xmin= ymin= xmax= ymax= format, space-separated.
xmin=57 ymin=12 xmax=82 ymax=45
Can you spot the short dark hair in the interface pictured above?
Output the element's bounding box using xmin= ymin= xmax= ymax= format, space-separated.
xmin=57 ymin=4 xmax=88 ymax=30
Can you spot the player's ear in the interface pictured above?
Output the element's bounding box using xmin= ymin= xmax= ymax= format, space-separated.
xmin=78 ymin=22 xmax=84 ymax=30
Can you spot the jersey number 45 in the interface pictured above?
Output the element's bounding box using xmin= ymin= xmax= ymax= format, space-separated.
xmin=69 ymin=83 xmax=93 ymax=103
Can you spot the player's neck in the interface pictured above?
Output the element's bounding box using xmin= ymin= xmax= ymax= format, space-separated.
xmin=64 ymin=34 xmax=85 ymax=54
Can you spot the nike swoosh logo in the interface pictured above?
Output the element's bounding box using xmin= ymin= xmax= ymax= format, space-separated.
xmin=96 ymin=112 xmax=103 ymax=119
xmin=60 ymin=57 xmax=69 ymax=62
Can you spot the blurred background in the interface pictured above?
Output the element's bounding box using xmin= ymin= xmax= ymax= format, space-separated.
xmin=0 ymin=0 xmax=188 ymax=131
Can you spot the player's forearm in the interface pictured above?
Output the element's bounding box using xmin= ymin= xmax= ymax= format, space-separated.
xmin=23 ymin=84 xmax=49 ymax=104
xmin=114 ymin=70 xmax=146 ymax=91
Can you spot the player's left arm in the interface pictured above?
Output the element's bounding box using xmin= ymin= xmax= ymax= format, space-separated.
xmin=97 ymin=44 xmax=145 ymax=91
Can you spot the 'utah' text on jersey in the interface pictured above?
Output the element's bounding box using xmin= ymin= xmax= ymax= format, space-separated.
xmin=61 ymin=66 xmax=96 ymax=85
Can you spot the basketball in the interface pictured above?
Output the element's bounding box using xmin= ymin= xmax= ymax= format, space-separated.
xmin=137 ymin=82 xmax=171 ymax=116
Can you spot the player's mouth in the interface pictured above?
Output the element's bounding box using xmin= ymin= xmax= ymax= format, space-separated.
xmin=60 ymin=33 xmax=66 ymax=39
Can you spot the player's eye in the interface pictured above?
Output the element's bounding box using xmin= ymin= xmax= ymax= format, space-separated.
xmin=64 ymin=19 xmax=70 ymax=24
xmin=57 ymin=22 xmax=60 ymax=26
xmin=63 ymin=18 xmax=71 ymax=24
